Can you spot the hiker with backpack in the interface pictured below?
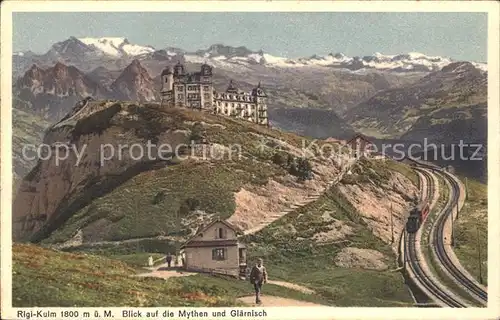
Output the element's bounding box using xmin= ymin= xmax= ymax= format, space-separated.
xmin=249 ymin=258 xmax=268 ymax=305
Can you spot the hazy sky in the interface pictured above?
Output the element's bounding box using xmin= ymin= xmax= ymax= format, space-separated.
xmin=13 ymin=12 xmax=487 ymax=62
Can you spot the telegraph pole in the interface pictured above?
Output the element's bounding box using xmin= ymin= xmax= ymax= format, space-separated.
xmin=390 ymin=204 xmax=394 ymax=244
xmin=450 ymin=206 xmax=455 ymax=247
xmin=403 ymin=228 xmax=407 ymax=274
xmin=476 ymin=224 xmax=483 ymax=284
xmin=465 ymin=177 xmax=469 ymax=201
xmin=175 ymin=206 xmax=180 ymax=261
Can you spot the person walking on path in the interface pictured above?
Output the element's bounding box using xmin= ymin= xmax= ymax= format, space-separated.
xmin=166 ymin=252 xmax=173 ymax=268
xmin=249 ymin=258 xmax=268 ymax=305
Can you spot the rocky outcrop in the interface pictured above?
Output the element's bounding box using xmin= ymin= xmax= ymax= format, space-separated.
xmin=110 ymin=59 xmax=157 ymax=102
xmin=12 ymin=100 xmax=189 ymax=242
xmin=14 ymin=62 xmax=109 ymax=120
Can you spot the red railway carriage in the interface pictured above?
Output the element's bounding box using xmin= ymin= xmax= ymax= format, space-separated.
xmin=406 ymin=202 xmax=430 ymax=233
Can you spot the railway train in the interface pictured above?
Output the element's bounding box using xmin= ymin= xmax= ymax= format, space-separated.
xmin=406 ymin=202 xmax=430 ymax=233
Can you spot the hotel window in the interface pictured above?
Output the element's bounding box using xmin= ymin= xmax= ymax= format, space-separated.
xmin=203 ymin=86 xmax=210 ymax=91
xmin=204 ymin=93 xmax=210 ymax=99
xmin=176 ymin=86 xmax=184 ymax=91
xmin=212 ymin=248 xmax=226 ymax=261
xmin=177 ymin=94 xmax=184 ymax=100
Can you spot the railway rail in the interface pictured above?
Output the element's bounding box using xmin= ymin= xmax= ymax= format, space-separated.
xmin=430 ymin=168 xmax=488 ymax=306
xmin=404 ymin=168 xmax=468 ymax=307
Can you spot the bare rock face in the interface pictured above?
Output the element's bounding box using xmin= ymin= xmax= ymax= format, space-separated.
xmin=110 ymin=59 xmax=157 ymax=102
xmin=339 ymin=160 xmax=419 ymax=246
xmin=12 ymin=100 xmax=189 ymax=242
xmin=15 ymin=62 xmax=109 ymax=120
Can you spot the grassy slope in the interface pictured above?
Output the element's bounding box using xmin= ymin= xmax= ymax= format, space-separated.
xmin=454 ymin=177 xmax=488 ymax=285
xmin=59 ymin=158 xmax=416 ymax=307
xmin=243 ymin=159 xmax=414 ymax=307
xmin=12 ymin=243 xmax=238 ymax=307
xmin=15 ymin=102 xmax=419 ymax=307
xmin=44 ymin=159 xmax=281 ymax=243
xmin=342 ymin=158 xmax=418 ymax=189
xmin=38 ymin=103 xmax=317 ymax=245
xmin=110 ymin=253 xmax=165 ymax=269
xmin=12 ymin=244 xmax=328 ymax=307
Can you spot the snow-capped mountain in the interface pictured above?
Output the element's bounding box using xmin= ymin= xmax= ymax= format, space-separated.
xmin=12 ymin=37 xmax=488 ymax=126
xmin=79 ymin=37 xmax=155 ymax=57
xmin=15 ymin=36 xmax=487 ymax=74
xmin=184 ymin=47 xmax=487 ymax=73
xmin=42 ymin=36 xmax=155 ymax=59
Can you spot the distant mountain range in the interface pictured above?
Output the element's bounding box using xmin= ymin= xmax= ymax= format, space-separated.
xmin=14 ymin=37 xmax=487 ymax=75
xmin=12 ymin=37 xmax=488 ymax=181
xmin=345 ymin=61 xmax=487 ymax=144
xmin=13 ymin=37 xmax=487 ymax=125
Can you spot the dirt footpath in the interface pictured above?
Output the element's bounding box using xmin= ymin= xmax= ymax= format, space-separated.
xmin=135 ymin=269 xmax=198 ymax=279
xmin=238 ymin=295 xmax=325 ymax=307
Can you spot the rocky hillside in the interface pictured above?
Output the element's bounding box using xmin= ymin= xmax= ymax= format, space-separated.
xmin=344 ymin=62 xmax=487 ymax=144
xmin=14 ymin=62 xmax=110 ymax=120
xmin=13 ymin=100 xmax=348 ymax=244
xmin=86 ymin=66 xmax=122 ymax=88
xmin=110 ymin=59 xmax=158 ymax=102
xmin=12 ymin=99 xmax=423 ymax=307
xmin=243 ymin=157 xmax=418 ymax=306
xmin=12 ymin=99 xmax=51 ymax=189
